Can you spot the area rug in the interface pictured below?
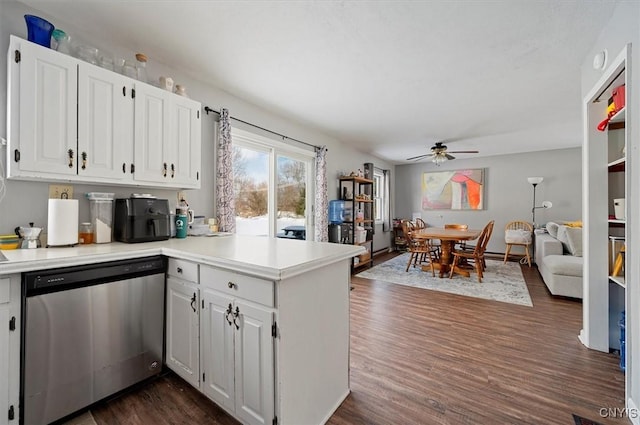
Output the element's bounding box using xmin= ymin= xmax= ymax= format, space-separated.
xmin=356 ymin=253 xmax=533 ymax=306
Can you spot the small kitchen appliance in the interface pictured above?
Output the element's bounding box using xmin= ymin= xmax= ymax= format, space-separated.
xmin=114 ymin=198 xmax=171 ymax=243
xmin=15 ymin=223 xmax=43 ymax=249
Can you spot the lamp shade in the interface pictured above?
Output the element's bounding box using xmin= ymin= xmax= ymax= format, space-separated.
xmin=527 ymin=177 xmax=543 ymax=185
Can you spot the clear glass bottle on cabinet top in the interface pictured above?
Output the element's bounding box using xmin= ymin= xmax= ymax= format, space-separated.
xmin=135 ymin=53 xmax=148 ymax=83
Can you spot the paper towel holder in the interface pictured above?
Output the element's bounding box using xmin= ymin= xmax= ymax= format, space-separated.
xmin=47 ymin=199 xmax=79 ymax=247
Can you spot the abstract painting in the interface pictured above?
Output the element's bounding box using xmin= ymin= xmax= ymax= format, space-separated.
xmin=422 ymin=169 xmax=484 ymax=210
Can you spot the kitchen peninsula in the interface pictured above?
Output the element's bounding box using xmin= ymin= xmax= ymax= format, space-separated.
xmin=0 ymin=236 xmax=364 ymax=425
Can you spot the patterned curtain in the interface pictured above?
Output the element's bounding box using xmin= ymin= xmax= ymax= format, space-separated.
xmin=216 ymin=108 xmax=236 ymax=233
xmin=314 ymin=146 xmax=328 ymax=242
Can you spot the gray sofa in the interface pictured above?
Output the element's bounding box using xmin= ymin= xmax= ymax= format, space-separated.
xmin=534 ymin=222 xmax=583 ymax=299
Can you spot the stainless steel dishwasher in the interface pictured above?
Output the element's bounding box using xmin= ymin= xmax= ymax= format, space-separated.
xmin=21 ymin=256 xmax=166 ymax=425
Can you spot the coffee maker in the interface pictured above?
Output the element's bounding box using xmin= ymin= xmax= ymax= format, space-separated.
xmin=15 ymin=223 xmax=42 ymax=249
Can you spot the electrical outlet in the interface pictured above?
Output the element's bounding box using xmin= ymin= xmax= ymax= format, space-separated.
xmin=48 ymin=184 xmax=74 ymax=199
xmin=177 ymin=191 xmax=186 ymax=202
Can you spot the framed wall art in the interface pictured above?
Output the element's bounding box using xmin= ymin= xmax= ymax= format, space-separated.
xmin=422 ymin=168 xmax=484 ymax=210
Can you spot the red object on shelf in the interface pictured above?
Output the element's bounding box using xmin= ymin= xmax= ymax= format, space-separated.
xmin=613 ymin=84 xmax=626 ymax=111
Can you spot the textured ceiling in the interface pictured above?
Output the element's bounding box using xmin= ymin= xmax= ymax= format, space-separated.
xmin=18 ymin=0 xmax=617 ymax=163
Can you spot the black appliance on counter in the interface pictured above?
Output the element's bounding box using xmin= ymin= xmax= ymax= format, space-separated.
xmin=114 ymin=198 xmax=171 ymax=243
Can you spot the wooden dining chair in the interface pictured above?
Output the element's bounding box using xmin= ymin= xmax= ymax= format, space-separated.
xmin=449 ymin=220 xmax=494 ymax=282
xmin=414 ymin=218 xmax=427 ymax=229
xmin=503 ymin=220 xmax=534 ymax=266
xmin=402 ymin=220 xmax=438 ymax=275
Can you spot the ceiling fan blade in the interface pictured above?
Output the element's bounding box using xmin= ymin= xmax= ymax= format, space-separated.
xmin=445 ymin=153 xmax=456 ymax=160
xmin=406 ymin=153 xmax=433 ymax=161
xmin=447 ymin=150 xmax=479 ymax=154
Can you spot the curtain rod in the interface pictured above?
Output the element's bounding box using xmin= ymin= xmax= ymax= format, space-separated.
xmin=203 ymin=106 xmax=325 ymax=152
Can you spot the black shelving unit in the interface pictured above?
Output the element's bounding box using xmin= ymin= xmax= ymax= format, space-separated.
xmin=338 ymin=176 xmax=374 ymax=270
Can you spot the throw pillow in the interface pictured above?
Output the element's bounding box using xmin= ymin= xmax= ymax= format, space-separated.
xmin=564 ymin=226 xmax=583 ymax=257
xmin=505 ymin=229 xmax=532 ymax=244
xmin=564 ymin=220 xmax=583 ymax=228
xmin=556 ymin=225 xmax=571 ymax=254
xmin=546 ymin=222 xmax=560 ymax=238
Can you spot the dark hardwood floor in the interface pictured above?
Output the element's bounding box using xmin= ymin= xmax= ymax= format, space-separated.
xmin=92 ymin=252 xmax=626 ymax=425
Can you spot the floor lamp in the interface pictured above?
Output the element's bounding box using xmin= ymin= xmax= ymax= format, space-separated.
xmin=528 ymin=177 xmax=552 ymax=228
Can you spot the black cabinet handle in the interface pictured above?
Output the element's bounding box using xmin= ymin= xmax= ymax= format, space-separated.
xmin=190 ymin=293 xmax=196 ymax=312
xmin=233 ymin=306 xmax=240 ymax=330
xmin=225 ymin=303 xmax=234 ymax=326
xmin=68 ymin=149 xmax=74 ymax=168
xmin=176 ymin=267 xmax=183 ymax=274
xmin=163 ymin=162 xmax=167 ymax=177
xmin=171 ymin=163 xmax=175 ymax=178
xmin=122 ymin=163 xmax=126 ymax=173
xmin=81 ymin=151 xmax=87 ymax=170
xmin=228 ymin=281 xmax=236 ymax=289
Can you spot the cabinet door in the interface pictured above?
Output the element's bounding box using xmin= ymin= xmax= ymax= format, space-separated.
xmin=16 ymin=39 xmax=77 ymax=176
xmin=0 ymin=289 xmax=9 ymax=425
xmin=134 ymin=84 xmax=171 ymax=183
xmin=167 ymin=97 xmax=201 ymax=188
xmin=201 ymin=288 xmax=235 ymax=412
xmin=234 ymin=299 xmax=275 ymax=425
xmin=78 ymin=63 xmax=134 ymax=181
xmin=166 ymin=277 xmax=200 ymax=389
xmin=0 ymin=276 xmax=20 ymax=425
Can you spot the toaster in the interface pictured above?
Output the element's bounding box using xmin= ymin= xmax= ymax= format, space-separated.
xmin=114 ymin=198 xmax=171 ymax=243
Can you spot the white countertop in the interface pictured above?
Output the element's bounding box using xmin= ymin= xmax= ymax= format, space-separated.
xmin=0 ymin=235 xmax=365 ymax=280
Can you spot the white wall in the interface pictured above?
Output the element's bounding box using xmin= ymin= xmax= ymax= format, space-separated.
xmin=394 ymin=147 xmax=582 ymax=254
xmin=0 ymin=1 xmax=393 ymax=248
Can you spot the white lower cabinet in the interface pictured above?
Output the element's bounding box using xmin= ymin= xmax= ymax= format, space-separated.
xmin=201 ymin=289 xmax=275 ymax=425
xmin=165 ymin=260 xmax=276 ymax=425
xmin=0 ymin=275 xmax=20 ymax=425
xmin=200 ymin=267 xmax=275 ymax=425
xmin=165 ymin=276 xmax=200 ymax=389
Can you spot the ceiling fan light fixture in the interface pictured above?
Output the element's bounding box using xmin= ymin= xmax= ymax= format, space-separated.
xmin=432 ymin=154 xmax=447 ymax=166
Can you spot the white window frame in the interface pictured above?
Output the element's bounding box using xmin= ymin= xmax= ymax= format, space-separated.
xmin=374 ymin=168 xmax=384 ymax=224
xmin=231 ymin=127 xmax=316 ymax=239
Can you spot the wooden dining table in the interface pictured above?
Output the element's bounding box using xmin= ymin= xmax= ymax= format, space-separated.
xmin=413 ymin=227 xmax=482 ymax=278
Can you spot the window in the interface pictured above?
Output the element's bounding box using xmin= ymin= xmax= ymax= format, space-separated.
xmin=231 ymin=128 xmax=315 ymax=239
xmin=374 ymin=169 xmax=384 ymax=223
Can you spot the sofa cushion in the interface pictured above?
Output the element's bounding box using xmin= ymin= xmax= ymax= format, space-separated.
xmin=546 ymin=222 xmax=560 ymax=238
xmin=556 ymin=225 xmax=570 ymax=254
xmin=542 ymin=255 xmax=583 ymax=277
xmin=564 ymin=227 xmax=583 ymax=257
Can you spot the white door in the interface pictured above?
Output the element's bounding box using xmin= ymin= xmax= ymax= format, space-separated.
xmin=201 ymin=289 xmax=235 ymax=412
xmin=17 ymin=39 xmax=77 ymax=176
xmin=234 ymin=300 xmax=275 ymax=425
xmin=78 ymin=63 xmax=134 ymax=181
xmin=134 ymin=84 xmax=171 ymax=183
xmin=167 ymin=97 xmax=201 ymax=187
xmin=165 ymin=277 xmax=200 ymax=389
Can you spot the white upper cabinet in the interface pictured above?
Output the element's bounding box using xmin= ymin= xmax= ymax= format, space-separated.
xmin=134 ymin=84 xmax=201 ymax=188
xmin=134 ymin=84 xmax=172 ymax=183
xmin=169 ymin=96 xmax=201 ymax=187
xmin=7 ymin=35 xmax=201 ymax=189
xmin=78 ymin=62 xmax=134 ymax=181
xmin=10 ymin=37 xmax=77 ymax=177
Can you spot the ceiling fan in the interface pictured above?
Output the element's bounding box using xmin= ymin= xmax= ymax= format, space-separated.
xmin=406 ymin=142 xmax=479 ymax=165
